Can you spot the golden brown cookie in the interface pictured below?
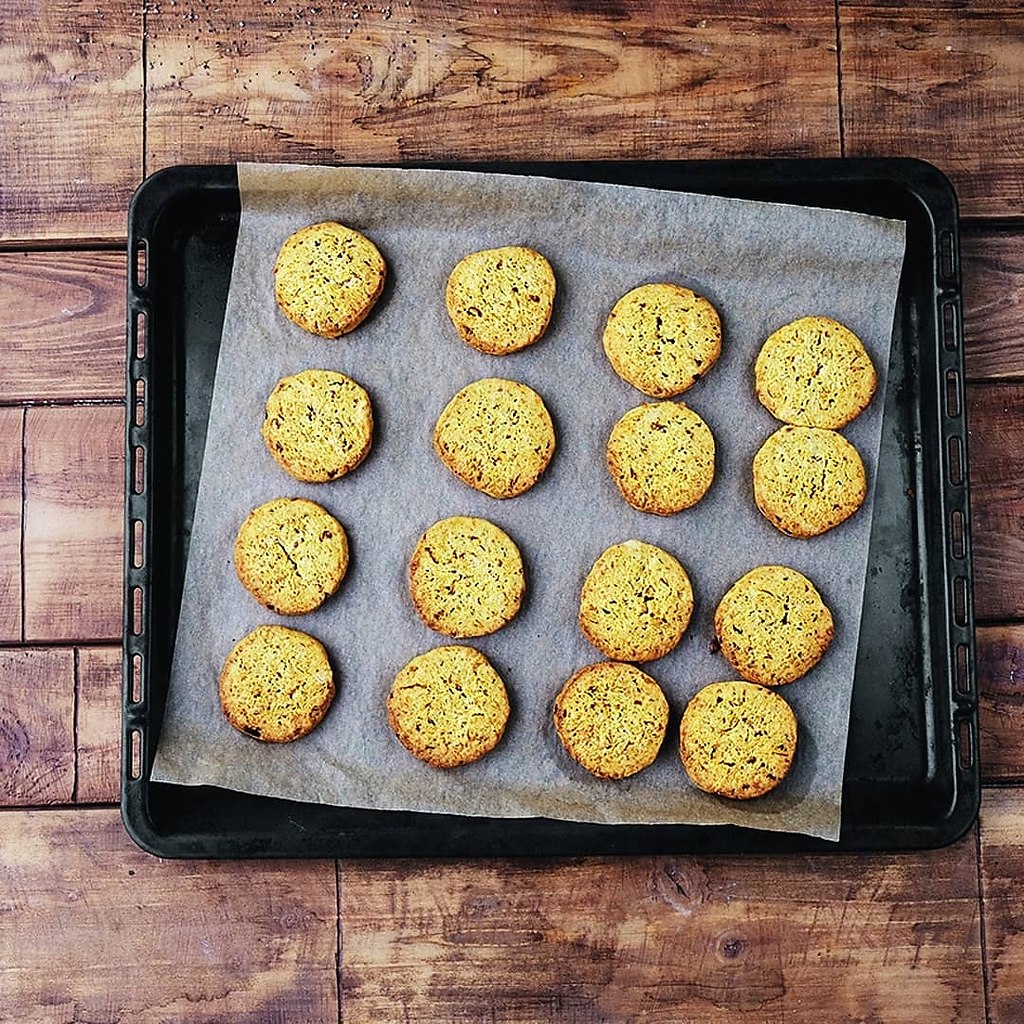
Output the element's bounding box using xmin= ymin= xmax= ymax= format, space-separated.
xmin=753 ymin=425 xmax=867 ymax=538
xmin=714 ymin=565 xmax=834 ymax=686
xmin=606 ymin=401 xmax=715 ymax=515
xmin=260 ymin=369 xmax=374 ymax=483
xmin=755 ymin=315 xmax=877 ymax=428
xmin=603 ymin=283 xmax=722 ymax=398
xmin=387 ymin=645 xmax=510 ymax=768
xmin=233 ymin=497 xmax=348 ymax=615
xmin=273 ymin=221 xmax=386 ymax=338
xmin=445 ymin=246 xmax=556 ymax=355
xmin=219 ymin=625 xmax=335 ymax=742
xmin=578 ymin=540 xmax=693 ymax=662
xmin=409 ymin=516 xmax=525 ymax=638
xmin=553 ymin=661 xmax=669 ymax=779
xmin=679 ymin=681 xmax=798 ymax=800
xmin=434 ymin=377 xmax=556 ymax=499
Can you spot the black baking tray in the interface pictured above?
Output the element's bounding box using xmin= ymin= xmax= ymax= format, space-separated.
xmin=123 ymin=159 xmax=978 ymax=857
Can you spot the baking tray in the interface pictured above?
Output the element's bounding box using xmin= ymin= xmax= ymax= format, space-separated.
xmin=123 ymin=159 xmax=978 ymax=857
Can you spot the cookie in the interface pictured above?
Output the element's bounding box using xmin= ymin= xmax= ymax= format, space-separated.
xmin=679 ymin=681 xmax=798 ymax=800
xmin=606 ymin=401 xmax=715 ymax=515
xmin=260 ymin=369 xmax=374 ymax=483
xmin=273 ymin=222 xmax=386 ymax=338
xmin=219 ymin=625 xmax=335 ymax=742
xmin=578 ymin=540 xmax=693 ymax=662
xmin=434 ymin=377 xmax=556 ymax=499
xmin=234 ymin=497 xmax=348 ymax=615
xmin=755 ymin=315 xmax=877 ymax=428
xmin=409 ymin=516 xmax=525 ymax=638
xmin=714 ymin=565 xmax=834 ymax=686
xmin=753 ymin=425 xmax=867 ymax=538
xmin=445 ymin=246 xmax=556 ymax=355
xmin=387 ymin=645 xmax=510 ymax=768
xmin=603 ymin=283 xmax=722 ymax=398
xmin=553 ymin=661 xmax=669 ymax=780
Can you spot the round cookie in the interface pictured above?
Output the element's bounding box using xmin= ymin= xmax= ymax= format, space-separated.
xmin=755 ymin=315 xmax=877 ymax=429
xmin=219 ymin=625 xmax=335 ymax=742
xmin=714 ymin=565 xmax=834 ymax=686
xmin=606 ymin=401 xmax=715 ymax=515
xmin=261 ymin=369 xmax=374 ymax=483
xmin=387 ymin=645 xmax=510 ymax=768
xmin=234 ymin=497 xmax=348 ymax=615
xmin=578 ymin=540 xmax=693 ymax=662
xmin=445 ymin=246 xmax=556 ymax=355
xmin=753 ymin=425 xmax=867 ymax=538
xmin=410 ymin=516 xmax=525 ymax=638
xmin=434 ymin=377 xmax=556 ymax=499
xmin=273 ymin=221 xmax=386 ymax=338
xmin=603 ymin=283 xmax=722 ymax=398
xmin=679 ymin=681 xmax=798 ymax=800
xmin=553 ymin=661 xmax=669 ymax=780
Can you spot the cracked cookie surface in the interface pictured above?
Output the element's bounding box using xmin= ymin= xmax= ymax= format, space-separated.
xmin=233 ymin=497 xmax=348 ymax=615
xmin=409 ymin=516 xmax=525 ymax=638
xmin=714 ymin=565 xmax=834 ymax=686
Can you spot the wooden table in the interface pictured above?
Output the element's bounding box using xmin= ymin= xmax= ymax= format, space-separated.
xmin=2 ymin=3 xmax=1022 ymax=1020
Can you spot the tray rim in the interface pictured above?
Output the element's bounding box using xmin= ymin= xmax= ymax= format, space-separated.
xmin=122 ymin=157 xmax=979 ymax=858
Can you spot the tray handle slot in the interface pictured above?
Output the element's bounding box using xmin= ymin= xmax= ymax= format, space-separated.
xmin=130 ymin=652 xmax=144 ymax=704
xmin=132 ymin=520 xmax=144 ymax=570
xmin=132 ymin=446 xmax=145 ymax=495
xmin=134 ymin=379 xmax=145 ymax=428
xmin=131 ymin=585 xmax=144 ymax=636
xmin=128 ymin=727 xmax=143 ymax=780
xmin=945 ymin=369 xmax=961 ymax=419
xmin=133 ymin=310 xmax=147 ymax=361
xmin=941 ymin=302 xmax=958 ymax=351
xmin=133 ymin=238 xmax=148 ymax=291
xmin=950 ymin=509 xmax=965 ymax=559
xmin=955 ymin=643 xmax=971 ymax=697
xmin=953 ymin=576 xmax=968 ymax=627
xmin=956 ymin=717 xmax=974 ymax=771
xmin=939 ymin=229 xmax=956 ymax=285
xmin=947 ymin=435 xmax=963 ymax=486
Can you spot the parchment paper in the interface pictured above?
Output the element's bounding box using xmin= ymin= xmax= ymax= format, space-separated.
xmin=151 ymin=162 xmax=907 ymax=841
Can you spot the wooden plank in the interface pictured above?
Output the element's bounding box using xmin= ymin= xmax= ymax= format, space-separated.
xmin=0 ymin=648 xmax=75 ymax=805
xmin=0 ymin=407 xmax=22 ymax=642
xmin=980 ymin=787 xmax=1024 ymax=1023
xmin=76 ymin=646 xmax=121 ymax=803
xmin=0 ymin=252 xmax=126 ymax=402
xmin=0 ymin=808 xmax=338 ymax=1021
xmin=966 ymin=383 xmax=1024 ymax=622
xmin=24 ymin=405 xmax=124 ymax=642
xmin=963 ymin=230 xmax=1024 ymax=382
xmin=146 ymin=1 xmax=840 ymax=169
xmin=341 ymin=840 xmax=983 ymax=1022
xmin=0 ymin=0 xmax=143 ymax=243
xmin=978 ymin=624 xmax=1024 ymax=782
xmin=839 ymin=2 xmax=1024 ymax=219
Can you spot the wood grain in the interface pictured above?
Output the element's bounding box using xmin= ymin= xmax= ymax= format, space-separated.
xmin=0 ymin=252 xmax=126 ymax=402
xmin=341 ymin=842 xmax=983 ymax=1023
xmin=963 ymin=229 xmax=1024 ymax=382
xmin=0 ymin=808 xmax=338 ymax=1021
xmin=76 ymin=646 xmax=121 ymax=803
xmin=0 ymin=0 xmax=143 ymax=243
xmin=839 ymin=2 xmax=1024 ymax=219
xmin=0 ymin=648 xmax=74 ymax=805
xmin=978 ymin=624 xmax=1024 ymax=782
xmin=0 ymin=407 xmax=22 ymax=642
xmin=966 ymin=383 xmax=1024 ymax=622
xmin=980 ymin=787 xmax=1024 ymax=1023
xmin=24 ymin=405 xmax=124 ymax=642
xmin=146 ymin=0 xmax=840 ymax=170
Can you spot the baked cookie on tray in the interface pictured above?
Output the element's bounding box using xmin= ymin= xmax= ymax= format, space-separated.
xmin=273 ymin=221 xmax=386 ymax=338
xmin=234 ymin=497 xmax=348 ymax=615
xmin=714 ymin=565 xmax=834 ymax=686
xmin=434 ymin=377 xmax=556 ymax=498
xmin=753 ymin=425 xmax=867 ymax=538
xmin=603 ymin=283 xmax=721 ymax=398
xmin=755 ymin=315 xmax=877 ymax=429
xmin=679 ymin=681 xmax=798 ymax=800
xmin=606 ymin=400 xmax=715 ymax=515
xmin=553 ymin=661 xmax=669 ymax=780
xmin=409 ymin=516 xmax=525 ymax=638
xmin=445 ymin=245 xmax=556 ymax=355
xmin=578 ymin=540 xmax=693 ymax=662
xmin=387 ymin=645 xmax=511 ymax=768
xmin=219 ymin=625 xmax=335 ymax=742
xmin=261 ymin=369 xmax=374 ymax=483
